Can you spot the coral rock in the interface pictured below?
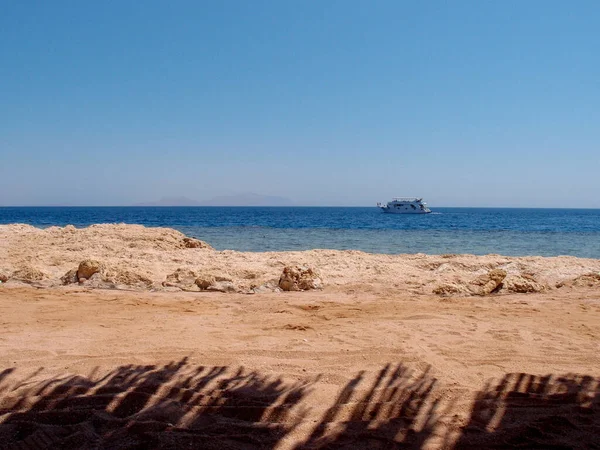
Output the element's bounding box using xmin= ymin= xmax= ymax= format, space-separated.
xmin=471 ymin=269 xmax=507 ymax=295
xmin=503 ymin=275 xmax=546 ymax=293
xmin=77 ymin=260 xmax=103 ymax=280
xmin=557 ymin=272 xmax=600 ymax=288
xmin=164 ymin=268 xmax=198 ymax=288
xmin=433 ymin=283 xmax=470 ymax=296
xmin=61 ymin=269 xmax=79 ymax=285
xmin=279 ymin=266 xmax=322 ymax=291
xmin=12 ymin=267 xmax=45 ymax=282
xmin=103 ymin=269 xmax=152 ymax=288
xmin=195 ymin=274 xmax=216 ymax=290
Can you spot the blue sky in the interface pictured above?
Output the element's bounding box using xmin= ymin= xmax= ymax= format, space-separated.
xmin=1 ymin=1 xmax=598 ymax=207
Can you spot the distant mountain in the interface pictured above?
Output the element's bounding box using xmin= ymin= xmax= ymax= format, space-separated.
xmin=133 ymin=196 xmax=202 ymax=206
xmin=200 ymin=193 xmax=294 ymax=206
xmin=133 ymin=193 xmax=294 ymax=207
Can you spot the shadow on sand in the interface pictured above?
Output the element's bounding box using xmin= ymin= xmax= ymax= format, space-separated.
xmin=0 ymin=358 xmax=313 ymax=449
xmin=0 ymin=360 xmax=598 ymax=449
xmin=296 ymin=363 xmax=442 ymax=449
xmin=454 ymin=372 xmax=600 ymax=449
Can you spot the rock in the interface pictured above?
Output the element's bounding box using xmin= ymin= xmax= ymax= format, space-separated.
xmin=195 ymin=274 xmax=216 ymax=290
xmin=77 ymin=260 xmax=103 ymax=280
xmin=64 ymin=264 xmax=149 ymax=289
xmin=487 ymin=269 xmax=507 ymax=284
xmin=433 ymin=283 xmax=470 ymax=296
xmin=433 ymin=269 xmax=508 ymax=297
xmin=471 ymin=269 xmax=507 ymax=295
xmin=61 ymin=269 xmax=79 ymax=285
xmin=103 ymin=269 xmax=153 ymax=288
xmin=182 ymin=237 xmax=212 ymax=249
xmin=12 ymin=267 xmax=46 ymax=282
xmin=84 ymin=272 xmax=115 ymax=289
xmin=163 ymin=268 xmax=198 ymax=288
xmin=502 ymin=275 xmax=546 ymax=293
xmin=278 ymin=266 xmax=322 ymax=291
xmin=557 ymin=272 xmax=600 ymax=288
xmin=0 ymin=272 xmax=9 ymax=283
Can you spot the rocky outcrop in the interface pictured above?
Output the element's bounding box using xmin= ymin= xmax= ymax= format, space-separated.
xmin=195 ymin=274 xmax=216 ymax=290
xmin=163 ymin=268 xmax=198 ymax=289
xmin=471 ymin=269 xmax=507 ymax=295
xmin=502 ymin=274 xmax=546 ymax=293
xmin=433 ymin=270 xmax=550 ymax=296
xmin=12 ymin=267 xmax=46 ymax=282
xmin=61 ymin=260 xmax=152 ymax=289
xmin=102 ymin=269 xmax=152 ymax=288
xmin=61 ymin=260 xmax=104 ymax=285
xmin=3 ymin=223 xmax=600 ymax=296
xmin=61 ymin=269 xmax=79 ymax=285
xmin=193 ymin=273 xmax=239 ymax=292
xmin=557 ymin=272 xmax=600 ymax=289
xmin=433 ymin=269 xmax=508 ymax=297
xmin=432 ymin=282 xmax=471 ymax=296
xmin=278 ymin=266 xmax=322 ymax=291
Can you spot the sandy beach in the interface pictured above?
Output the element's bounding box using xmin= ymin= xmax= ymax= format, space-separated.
xmin=1 ymin=224 xmax=599 ymax=448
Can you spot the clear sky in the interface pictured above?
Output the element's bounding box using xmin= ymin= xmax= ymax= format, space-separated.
xmin=1 ymin=1 xmax=598 ymax=207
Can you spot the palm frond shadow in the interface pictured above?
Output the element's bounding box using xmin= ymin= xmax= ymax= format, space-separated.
xmin=1 ymin=361 xmax=599 ymax=449
xmin=454 ymin=372 xmax=600 ymax=449
xmin=296 ymin=363 xmax=443 ymax=449
xmin=0 ymin=358 xmax=314 ymax=449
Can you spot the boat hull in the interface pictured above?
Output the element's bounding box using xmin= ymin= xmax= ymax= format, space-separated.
xmin=379 ymin=207 xmax=431 ymax=214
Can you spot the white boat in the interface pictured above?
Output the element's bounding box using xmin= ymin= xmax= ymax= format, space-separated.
xmin=377 ymin=197 xmax=431 ymax=214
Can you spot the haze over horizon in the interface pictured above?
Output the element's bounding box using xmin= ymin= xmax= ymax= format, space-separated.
xmin=1 ymin=1 xmax=599 ymax=208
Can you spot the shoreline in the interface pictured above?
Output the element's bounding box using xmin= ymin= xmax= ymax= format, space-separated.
xmin=1 ymin=223 xmax=599 ymax=295
xmin=4 ymin=215 xmax=600 ymax=259
xmin=3 ymin=208 xmax=600 ymax=257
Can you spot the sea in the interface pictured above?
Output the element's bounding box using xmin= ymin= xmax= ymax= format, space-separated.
xmin=1 ymin=207 xmax=600 ymax=259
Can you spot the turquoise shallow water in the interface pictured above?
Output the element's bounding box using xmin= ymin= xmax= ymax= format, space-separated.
xmin=1 ymin=207 xmax=599 ymax=258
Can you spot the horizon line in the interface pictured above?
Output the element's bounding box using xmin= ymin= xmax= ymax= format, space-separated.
xmin=1 ymin=205 xmax=600 ymax=210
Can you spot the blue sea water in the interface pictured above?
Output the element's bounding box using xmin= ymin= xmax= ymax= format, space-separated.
xmin=1 ymin=207 xmax=599 ymax=258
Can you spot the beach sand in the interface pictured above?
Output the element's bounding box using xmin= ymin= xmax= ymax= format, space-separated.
xmin=1 ymin=224 xmax=599 ymax=448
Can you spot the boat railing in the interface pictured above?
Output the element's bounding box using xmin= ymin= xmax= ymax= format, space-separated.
xmin=391 ymin=197 xmax=422 ymax=202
